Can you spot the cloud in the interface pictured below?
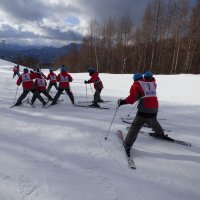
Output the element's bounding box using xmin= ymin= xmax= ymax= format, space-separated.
xmin=0 ymin=0 xmax=148 ymax=47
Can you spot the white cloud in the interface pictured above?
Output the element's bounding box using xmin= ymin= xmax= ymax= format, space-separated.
xmin=0 ymin=0 xmax=148 ymax=47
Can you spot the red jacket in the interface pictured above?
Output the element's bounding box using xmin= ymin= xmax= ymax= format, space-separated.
xmin=124 ymin=78 xmax=158 ymax=114
xmin=47 ymin=72 xmax=57 ymax=84
xmin=57 ymin=71 xmax=73 ymax=88
xmin=16 ymin=72 xmax=37 ymax=90
xmin=35 ymin=76 xmax=46 ymax=91
xmin=13 ymin=66 xmax=19 ymax=73
xmin=87 ymin=72 xmax=103 ymax=90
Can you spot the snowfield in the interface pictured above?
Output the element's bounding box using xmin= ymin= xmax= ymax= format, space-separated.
xmin=0 ymin=59 xmax=200 ymax=200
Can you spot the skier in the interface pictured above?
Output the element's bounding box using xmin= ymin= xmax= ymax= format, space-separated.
xmin=84 ymin=67 xmax=104 ymax=107
xmin=14 ymin=68 xmax=47 ymax=106
xmin=30 ymin=71 xmax=54 ymax=105
xmin=117 ymin=72 xmax=165 ymax=157
xmin=35 ymin=66 xmax=47 ymax=79
xmin=51 ymin=65 xmax=74 ymax=105
xmin=46 ymin=68 xmax=59 ymax=92
xmin=13 ymin=64 xmax=20 ymax=78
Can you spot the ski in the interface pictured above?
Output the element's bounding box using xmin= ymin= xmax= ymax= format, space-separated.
xmin=122 ymin=117 xmax=171 ymax=132
xmin=46 ymin=99 xmax=64 ymax=108
xmin=74 ymin=104 xmax=109 ymax=109
xmin=126 ymin=126 xmax=171 ymax=133
xmin=117 ymin=130 xmax=136 ymax=169
xmin=140 ymin=131 xmax=191 ymax=147
xmin=10 ymin=98 xmax=30 ymax=108
xmin=77 ymin=100 xmax=111 ymax=104
xmin=121 ymin=116 xmax=167 ymax=121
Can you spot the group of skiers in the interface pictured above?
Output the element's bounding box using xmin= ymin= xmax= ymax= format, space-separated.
xmin=13 ymin=65 xmax=166 ymax=157
xmin=13 ymin=65 xmax=103 ymax=108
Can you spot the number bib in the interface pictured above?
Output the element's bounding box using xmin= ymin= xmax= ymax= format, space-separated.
xmin=138 ymin=81 xmax=157 ymax=97
xmin=60 ymin=75 xmax=69 ymax=82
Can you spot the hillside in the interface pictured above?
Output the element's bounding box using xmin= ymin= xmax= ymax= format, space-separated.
xmin=0 ymin=59 xmax=200 ymax=200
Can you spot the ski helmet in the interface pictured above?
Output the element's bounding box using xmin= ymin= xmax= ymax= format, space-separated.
xmin=133 ymin=73 xmax=143 ymax=81
xmin=88 ymin=67 xmax=95 ymax=73
xmin=23 ymin=67 xmax=29 ymax=73
xmin=61 ymin=65 xmax=67 ymax=72
xmin=144 ymin=71 xmax=153 ymax=79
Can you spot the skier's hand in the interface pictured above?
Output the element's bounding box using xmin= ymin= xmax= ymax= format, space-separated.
xmin=84 ymin=80 xmax=88 ymax=84
xmin=117 ymin=99 xmax=126 ymax=107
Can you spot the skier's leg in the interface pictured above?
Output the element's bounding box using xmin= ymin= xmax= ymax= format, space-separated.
xmin=51 ymin=88 xmax=63 ymax=104
xmin=149 ymin=117 xmax=165 ymax=136
xmin=31 ymin=90 xmax=46 ymax=105
xmin=42 ymin=90 xmax=54 ymax=101
xmin=65 ymin=88 xmax=74 ymax=104
xmin=47 ymin=84 xmax=52 ymax=93
xmin=124 ymin=114 xmax=145 ymax=147
xmin=15 ymin=91 xmax=29 ymax=105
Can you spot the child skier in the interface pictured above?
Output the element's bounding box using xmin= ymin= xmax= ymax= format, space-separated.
xmin=117 ymin=72 xmax=165 ymax=157
xmin=51 ymin=65 xmax=75 ymax=105
xmin=30 ymin=71 xmax=54 ymax=105
xmin=46 ymin=68 xmax=59 ymax=92
xmin=84 ymin=67 xmax=104 ymax=107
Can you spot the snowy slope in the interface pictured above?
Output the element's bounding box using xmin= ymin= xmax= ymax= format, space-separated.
xmin=0 ymin=59 xmax=200 ymax=200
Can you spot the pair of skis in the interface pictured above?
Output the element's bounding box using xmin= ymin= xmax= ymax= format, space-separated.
xmin=117 ymin=129 xmax=192 ymax=169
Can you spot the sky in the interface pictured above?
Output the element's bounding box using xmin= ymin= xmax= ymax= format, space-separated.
xmin=0 ymin=59 xmax=200 ymax=200
xmin=0 ymin=0 xmax=149 ymax=47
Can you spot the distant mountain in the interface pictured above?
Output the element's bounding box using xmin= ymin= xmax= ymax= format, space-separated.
xmin=0 ymin=43 xmax=82 ymax=63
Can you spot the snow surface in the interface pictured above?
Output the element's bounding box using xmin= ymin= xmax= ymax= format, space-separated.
xmin=0 ymin=59 xmax=200 ymax=200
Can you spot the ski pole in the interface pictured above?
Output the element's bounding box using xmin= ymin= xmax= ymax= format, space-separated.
xmin=90 ymin=84 xmax=94 ymax=95
xmin=85 ymin=83 xmax=88 ymax=101
xmin=105 ymin=105 xmax=119 ymax=140
xmin=13 ymin=86 xmax=19 ymax=103
xmin=127 ymin=102 xmax=137 ymax=117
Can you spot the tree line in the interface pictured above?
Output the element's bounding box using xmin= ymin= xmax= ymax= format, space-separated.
xmin=57 ymin=0 xmax=200 ymax=74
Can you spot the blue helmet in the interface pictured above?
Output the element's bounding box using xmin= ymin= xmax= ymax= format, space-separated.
xmin=133 ymin=73 xmax=143 ymax=81
xmin=23 ymin=67 xmax=29 ymax=73
xmin=88 ymin=67 xmax=95 ymax=73
xmin=49 ymin=68 xmax=53 ymax=72
xmin=144 ymin=71 xmax=153 ymax=79
xmin=61 ymin=65 xmax=67 ymax=72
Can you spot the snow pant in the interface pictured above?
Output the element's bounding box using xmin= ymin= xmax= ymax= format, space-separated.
xmin=124 ymin=112 xmax=165 ymax=147
xmin=16 ymin=89 xmax=45 ymax=105
xmin=13 ymin=72 xmax=20 ymax=78
xmin=31 ymin=90 xmax=53 ymax=104
xmin=94 ymin=88 xmax=102 ymax=103
xmin=47 ymin=83 xmax=59 ymax=92
xmin=52 ymin=87 xmax=74 ymax=104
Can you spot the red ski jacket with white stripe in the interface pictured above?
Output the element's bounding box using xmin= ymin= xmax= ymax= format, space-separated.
xmin=47 ymin=72 xmax=57 ymax=84
xmin=35 ymin=76 xmax=47 ymax=91
xmin=16 ymin=72 xmax=37 ymax=91
xmin=124 ymin=78 xmax=158 ymax=114
xmin=57 ymin=71 xmax=73 ymax=88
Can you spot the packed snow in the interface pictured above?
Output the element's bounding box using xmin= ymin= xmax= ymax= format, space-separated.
xmin=0 ymin=59 xmax=200 ymax=200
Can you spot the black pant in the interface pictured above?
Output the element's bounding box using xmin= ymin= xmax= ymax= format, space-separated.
xmin=94 ymin=88 xmax=102 ymax=103
xmin=124 ymin=112 xmax=164 ymax=147
xmin=47 ymin=83 xmax=59 ymax=92
xmin=13 ymin=72 xmax=20 ymax=78
xmin=16 ymin=89 xmax=45 ymax=105
xmin=31 ymin=90 xmax=53 ymax=104
xmin=53 ymin=88 xmax=74 ymax=104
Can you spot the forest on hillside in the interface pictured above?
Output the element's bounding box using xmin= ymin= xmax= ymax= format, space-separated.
xmin=57 ymin=0 xmax=200 ymax=74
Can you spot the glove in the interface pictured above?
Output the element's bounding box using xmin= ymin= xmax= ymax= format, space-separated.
xmin=117 ymin=99 xmax=126 ymax=107
xmin=84 ymin=80 xmax=88 ymax=84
